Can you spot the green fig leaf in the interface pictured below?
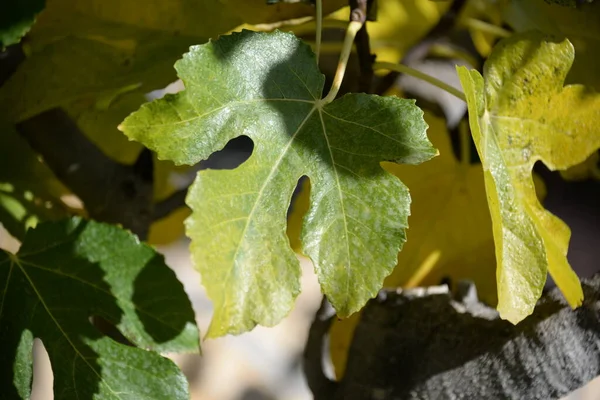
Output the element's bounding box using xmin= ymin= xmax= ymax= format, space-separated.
xmin=120 ymin=30 xmax=436 ymax=336
xmin=0 ymin=218 xmax=199 ymax=399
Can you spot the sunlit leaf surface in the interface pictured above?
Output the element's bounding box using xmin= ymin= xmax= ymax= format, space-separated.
xmin=121 ymin=30 xmax=436 ymax=336
xmin=458 ymin=32 xmax=600 ymax=323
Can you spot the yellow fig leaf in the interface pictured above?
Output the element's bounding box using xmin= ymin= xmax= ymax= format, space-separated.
xmin=66 ymin=93 xmax=146 ymax=165
xmin=506 ymin=0 xmax=600 ymax=90
xmin=148 ymin=206 xmax=191 ymax=245
xmin=382 ymin=116 xmax=496 ymax=297
xmin=559 ymin=152 xmax=600 ymax=181
xmin=457 ymin=32 xmax=600 ymax=324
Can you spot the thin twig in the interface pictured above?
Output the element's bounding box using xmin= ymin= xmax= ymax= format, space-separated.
xmin=153 ymin=189 xmax=188 ymax=221
xmin=315 ymin=0 xmax=323 ymax=64
xmin=373 ymin=61 xmax=466 ymax=102
xmin=465 ymin=18 xmax=511 ymax=38
xmin=350 ymin=0 xmax=375 ymax=93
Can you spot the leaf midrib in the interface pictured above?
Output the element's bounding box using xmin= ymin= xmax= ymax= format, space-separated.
xmin=18 ymin=259 xmax=185 ymax=336
xmin=217 ymin=104 xmax=319 ymax=324
xmin=481 ymin=78 xmax=549 ymax=315
xmin=317 ymin=108 xmax=352 ymax=306
xmin=0 ymin=256 xmax=14 ymax=325
xmin=214 ymin=101 xmax=358 ymax=321
xmin=123 ymin=98 xmax=313 ymax=129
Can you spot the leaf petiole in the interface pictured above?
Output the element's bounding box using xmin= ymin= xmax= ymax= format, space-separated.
xmin=373 ymin=62 xmax=467 ymax=102
xmin=459 ymin=118 xmax=470 ymax=166
xmin=464 ymin=18 xmax=511 ymax=38
xmin=321 ymin=20 xmax=363 ymax=104
xmin=315 ymin=0 xmax=323 ymax=64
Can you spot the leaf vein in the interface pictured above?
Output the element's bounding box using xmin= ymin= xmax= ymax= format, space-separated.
xmin=318 ymin=108 xmax=352 ymax=299
xmin=13 ymin=259 xmax=119 ymax=397
xmin=18 ymin=260 xmax=185 ymax=335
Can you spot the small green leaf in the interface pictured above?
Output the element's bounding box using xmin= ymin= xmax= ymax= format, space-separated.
xmin=0 ymin=0 xmax=44 ymax=48
xmin=457 ymin=32 xmax=600 ymax=324
xmin=120 ymin=30 xmax=436 ymax=336
xmin=0 ymin=218 xmax=199 ymax=399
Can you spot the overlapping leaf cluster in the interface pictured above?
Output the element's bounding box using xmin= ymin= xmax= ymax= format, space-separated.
xmin=0 ymin=1 xmax=358 ymax=396
xmin=2 ymin=0 xmax=600 ymax=396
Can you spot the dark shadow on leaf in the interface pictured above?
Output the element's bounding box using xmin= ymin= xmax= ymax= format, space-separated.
xmin=0 ymin=220 xmax=122 ymax=400
xmin=2 ymin=218 xmax=195 ymax=399
xmin=209 ymin=29 xmax=418 ymax=181
xmin=90 ymin=315 xmax=135 ymax=347
xmin=132 ymin=253 xmax=197 ymax=344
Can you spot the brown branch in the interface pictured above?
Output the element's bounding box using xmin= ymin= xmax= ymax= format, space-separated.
xmin=16 ymin=109 xmax=154 ymax=239
xmin=349 ymin=0 xmax=375 ymax=93
xmin=153 ymin=189 xmax=188 ymax=221
xmin=307 ymin=276 xmax=600 ymax=400
xmin=303 ymin=297 xmax=338 ymax=400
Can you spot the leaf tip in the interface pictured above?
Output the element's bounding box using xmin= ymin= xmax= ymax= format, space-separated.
xmin=498 ymin=302 xmax=534 ymax=325
xmin=204 ymin=318 xmax=256 ymax=339
xmin=566 ymin=286 xmax=584 ymax=310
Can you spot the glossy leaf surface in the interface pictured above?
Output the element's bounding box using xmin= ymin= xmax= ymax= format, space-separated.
xmin=121 ymin=30 xmax=436 ymax=336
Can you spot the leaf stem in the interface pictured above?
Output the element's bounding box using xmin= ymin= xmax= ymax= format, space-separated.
xmin=465 ymin=18 xmax=511 ymax=38
xmin=315 ymin=0 xmax=323 ymax=64
xmin=321 ymin=20 xmax=363 ymax=104
xmin=459 ymin=118 xmax=470 ymax=166
xmin=372 ymin=61 xmax=466 ymax=102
